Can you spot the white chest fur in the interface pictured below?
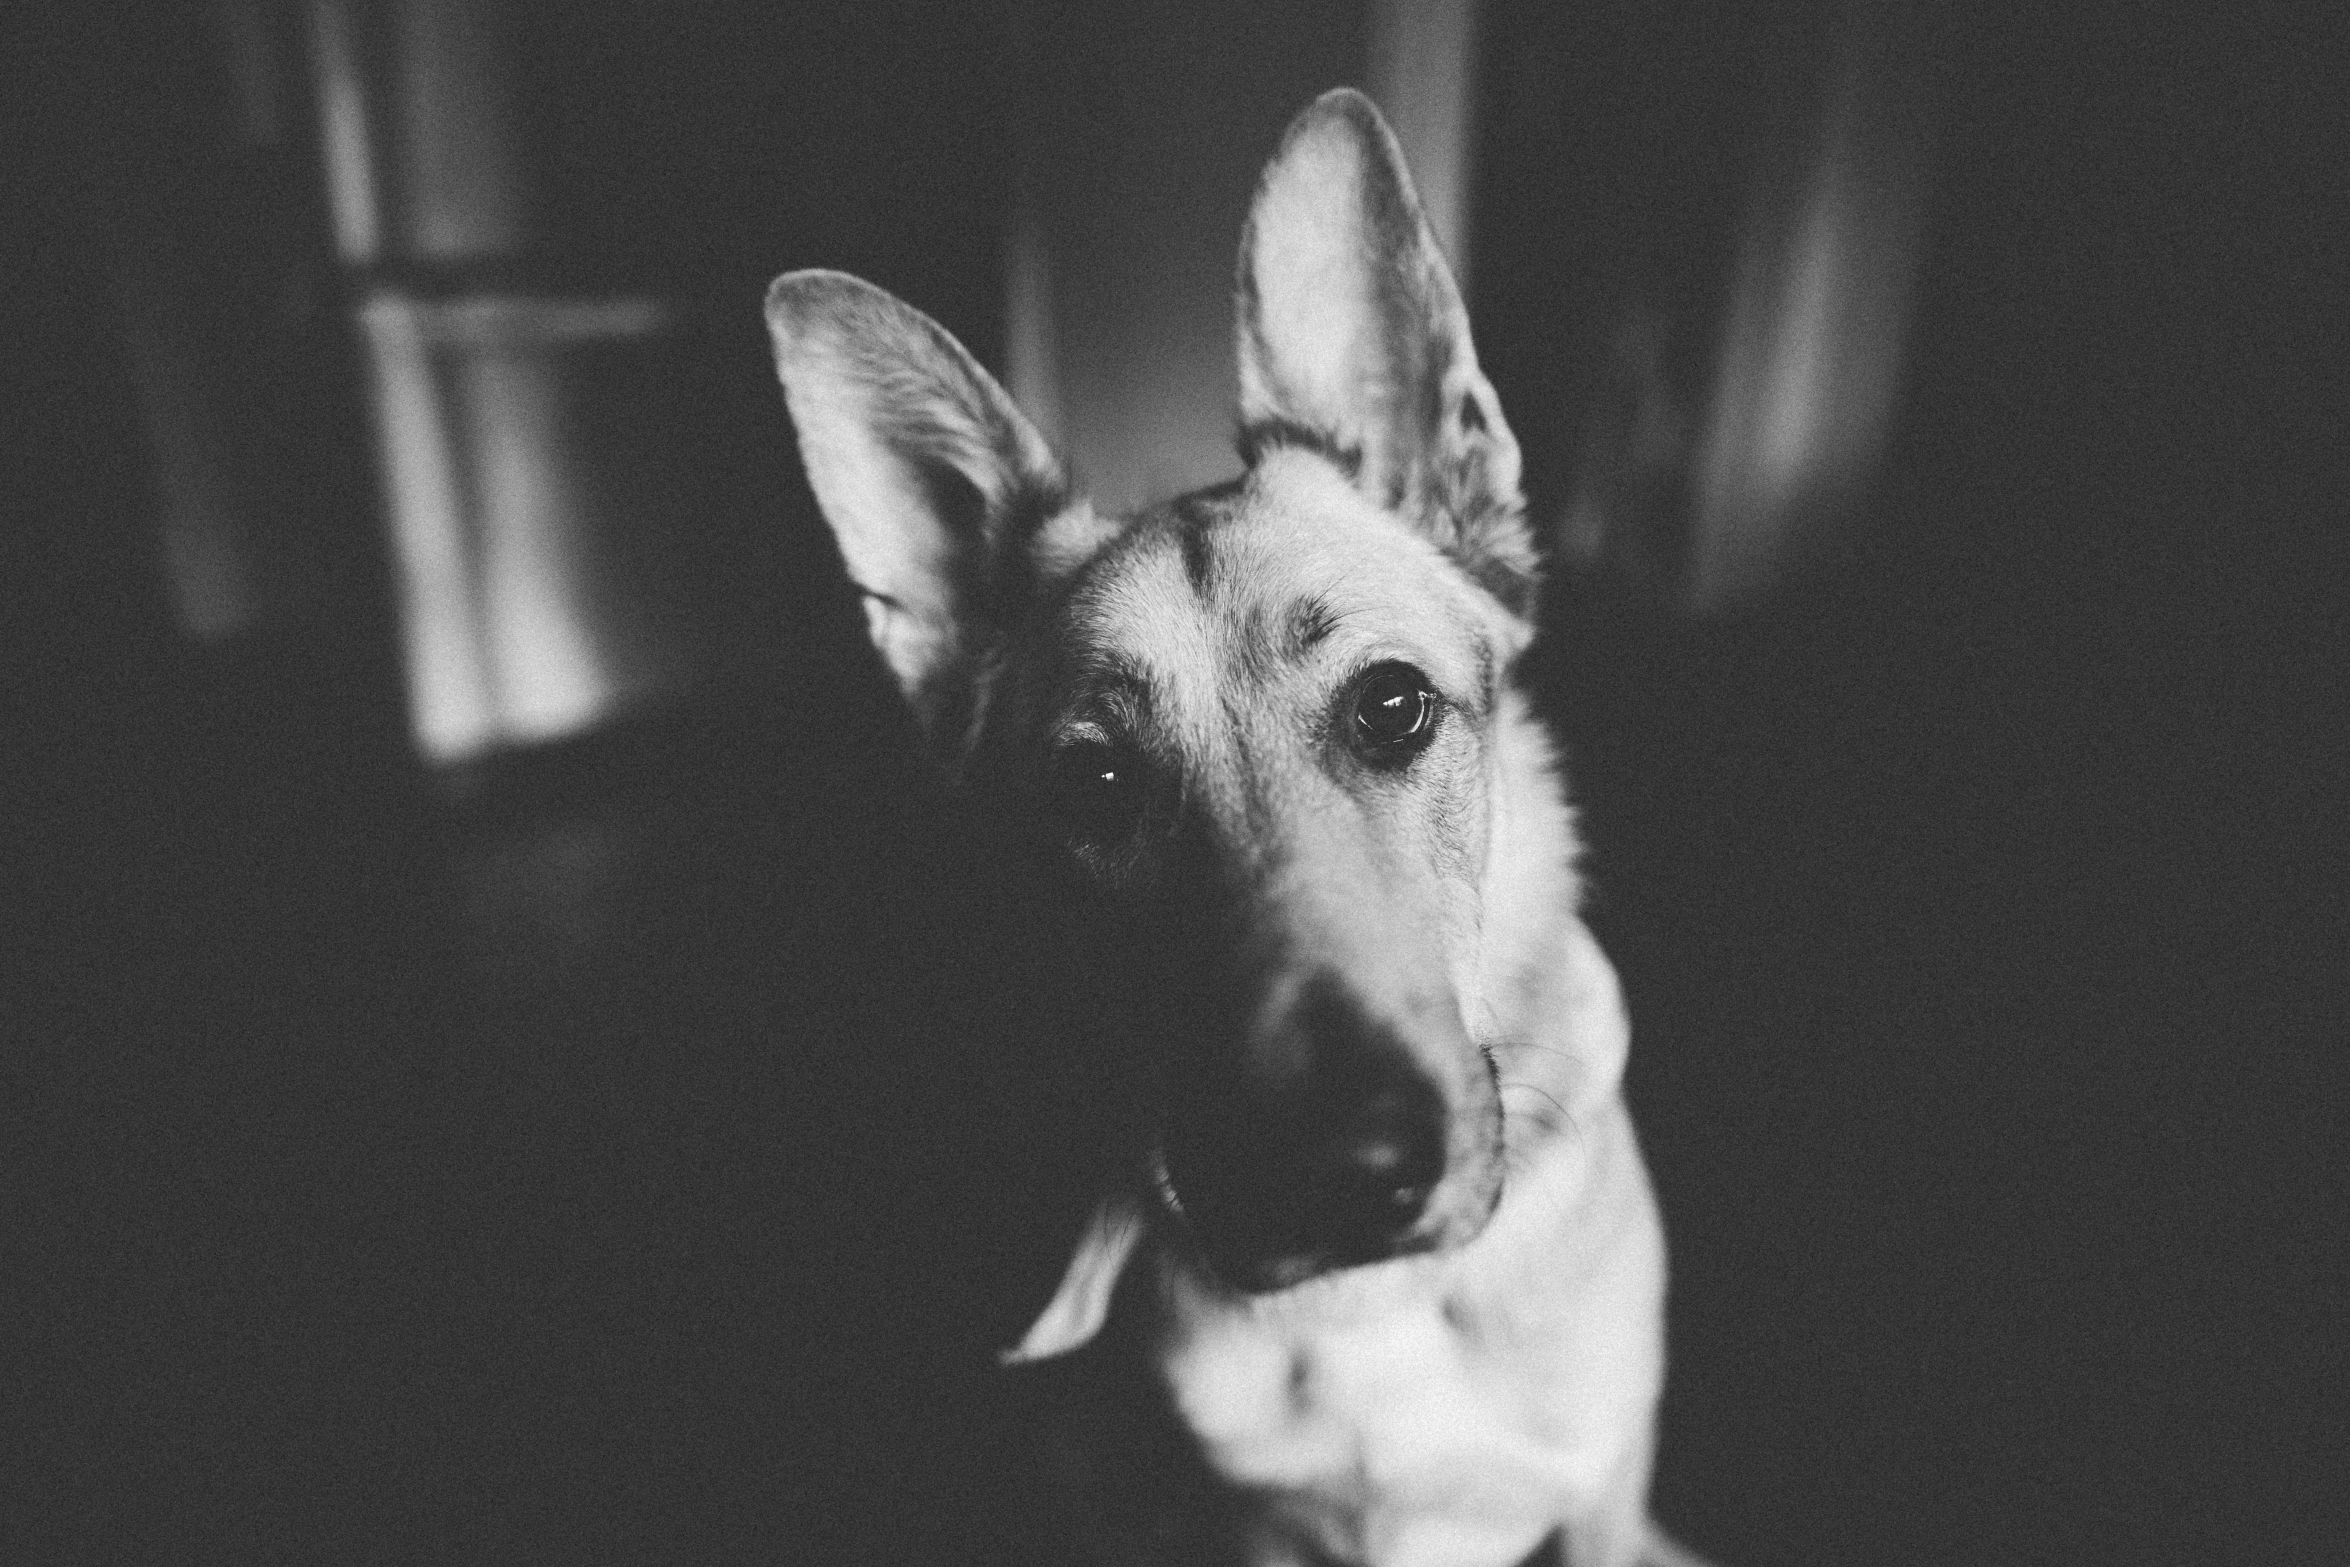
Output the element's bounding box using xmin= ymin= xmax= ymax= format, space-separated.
xmin=1146 ymin=1099 xmax=1669 ymax=1567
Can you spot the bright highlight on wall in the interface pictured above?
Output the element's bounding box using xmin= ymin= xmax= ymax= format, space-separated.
xmin=358 ymin=294 xmax=673 ymax=762
xmin=1687 ymin=36 xmax=1924 ymax=615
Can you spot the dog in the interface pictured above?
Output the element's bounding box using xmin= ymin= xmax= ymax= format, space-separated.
xmin=766 ymin=88 xmax=1709 ymax=1567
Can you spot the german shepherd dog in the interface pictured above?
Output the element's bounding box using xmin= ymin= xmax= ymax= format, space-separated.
xmin=767 ymin=90 xmax=1708 ymax=1567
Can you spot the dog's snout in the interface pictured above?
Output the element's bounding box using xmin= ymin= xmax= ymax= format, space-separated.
xmin=1298 ymin=1074 xmax=1445 ymax=1268
xmin=1161 ymin=972 xmax=1467 ymax=1291
xmin=1295 ymin=978 xmax=1446 ymax=1240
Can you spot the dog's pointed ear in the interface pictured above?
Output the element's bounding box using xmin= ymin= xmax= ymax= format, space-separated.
xmin=1236 ymin=89 xmax=1536 ymax=617
xmin=767 ymin=270 xmax=1097 ymax=752
xmin=999 ymin=1190 xmax=1146 ymax=1366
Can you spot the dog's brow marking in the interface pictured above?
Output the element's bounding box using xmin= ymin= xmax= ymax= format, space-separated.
xmin=1062 ymin=644 xmax=1158 ymax=730
xmin=1286 ymin=596 xmax=1339 ymax=659
xmin=1091 ymin=656 xmax=1155 ymax=704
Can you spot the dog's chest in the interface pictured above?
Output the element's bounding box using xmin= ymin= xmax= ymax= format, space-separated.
xmin=1152 ymin=1272 xmax=1636 ymax=1567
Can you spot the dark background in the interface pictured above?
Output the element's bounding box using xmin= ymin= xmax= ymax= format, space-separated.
xmin=6 ymin=3 xmax=2340 ymax=1564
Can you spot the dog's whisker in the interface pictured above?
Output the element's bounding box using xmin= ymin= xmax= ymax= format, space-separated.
xmin=1497 ymin=1079 xmax=1574 ymax=1122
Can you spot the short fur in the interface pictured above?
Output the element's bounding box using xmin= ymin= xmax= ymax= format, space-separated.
xmin=767 ymin=89 xmax=1709 ymax=1567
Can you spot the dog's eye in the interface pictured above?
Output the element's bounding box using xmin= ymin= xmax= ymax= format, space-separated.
xmin=1350 ymin=663 xmax=1437 ymax=758
xmin=1050 ymin=740 xmax=1146 ymax=831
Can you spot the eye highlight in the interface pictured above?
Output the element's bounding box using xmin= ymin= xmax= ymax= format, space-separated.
xmin=1348 ymin=662 xmax=1438 ymax=760
xmin=1049 ymin=738 xmax=1147 ymax=833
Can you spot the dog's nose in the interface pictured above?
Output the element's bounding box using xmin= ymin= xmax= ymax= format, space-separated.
xmin=1161 ymin=975 xmax=1454 ymax=1289
xmin=1306 ymin=1082 xmax=1444 ymax=1250
xmin=1292 ymin=976 xmax=1447 ymax=1255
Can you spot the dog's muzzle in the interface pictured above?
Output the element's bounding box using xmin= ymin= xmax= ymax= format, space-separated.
xmin=1155 ymin=971 xmax=1483 ymax=1293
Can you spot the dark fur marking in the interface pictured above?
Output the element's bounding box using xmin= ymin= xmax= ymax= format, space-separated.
xmin=1286 ymin=596 xmax=1338 ymax=659
xmin=1226 ymin=596 xmax=1339 ymax=687
xmin=1237 ymin=417 xmax=1363 ymax=479
xmin=1178 ymin=520 xmax=1218 ymax=600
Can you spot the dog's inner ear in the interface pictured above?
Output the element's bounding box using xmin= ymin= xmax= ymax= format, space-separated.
xmin=767 ymin=269 xmax=1096 ymax=750
xmin=1236 ymin=90 xmax=1536 ymax=617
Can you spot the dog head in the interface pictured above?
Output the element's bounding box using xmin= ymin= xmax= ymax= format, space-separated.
xmin=768 ymin=91 xmax=1562 ymax=1342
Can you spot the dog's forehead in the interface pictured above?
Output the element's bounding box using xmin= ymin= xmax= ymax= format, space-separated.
xmin=1047 ymin=451 xmax=1489 ymax=715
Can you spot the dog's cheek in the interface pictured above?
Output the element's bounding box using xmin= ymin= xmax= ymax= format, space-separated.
xmin=1424 ymin=728 xmax=1490 ymax=891
xmin=1436 ymin=728 xmax=1500 ymax=999
xmin=1382 ymin=739 xmax=1484 ymax=1007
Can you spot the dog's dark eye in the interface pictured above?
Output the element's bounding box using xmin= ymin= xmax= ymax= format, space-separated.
xmin=1350 ymin=663 xmax=1437 ymax=758
xmin=1050 ymin=740 xmax=1146 ymax=831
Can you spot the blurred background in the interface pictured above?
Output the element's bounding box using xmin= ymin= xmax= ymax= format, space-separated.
xmin=5 ymin=1 xmax=2340 ymax=1562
